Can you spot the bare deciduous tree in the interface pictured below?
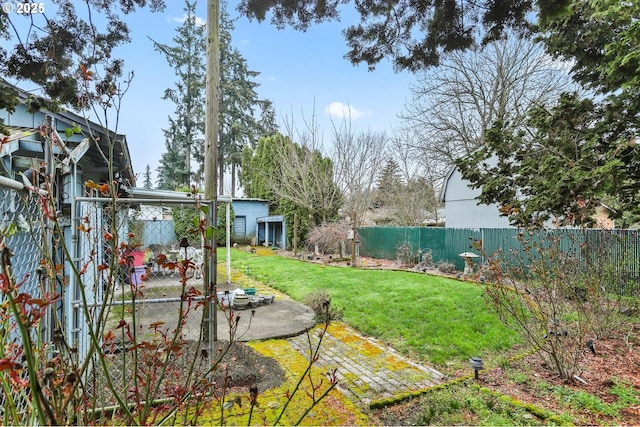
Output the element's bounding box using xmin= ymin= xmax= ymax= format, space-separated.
xmin=390 ymin=131 xmax=442 ymax=225
xmin=272 ymin=113 xmax=342 ymax=226
xmin=330 ymin=119 xmax=389 ymax=225
xmin=401 ymin=35 xmax=578 ymax=177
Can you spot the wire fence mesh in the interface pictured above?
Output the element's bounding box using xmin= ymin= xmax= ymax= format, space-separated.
xmin=0 ymin=183 xmax=249 ymax=421
xmin=0 ymin=188 xmax=47 ymax=419
xmin=73 ymin=197 xmax=218 ymax=406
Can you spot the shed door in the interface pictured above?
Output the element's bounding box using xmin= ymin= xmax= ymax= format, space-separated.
xmin=233 ymin=216 xmax=246 ymax=239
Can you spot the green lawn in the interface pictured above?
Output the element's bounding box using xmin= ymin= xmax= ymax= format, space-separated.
xmin=224 ymin=249 xmax=519 ymax=367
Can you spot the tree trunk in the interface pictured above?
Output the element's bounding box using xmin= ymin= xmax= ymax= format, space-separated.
xmin=231 ymin=163 xmax=236 ymax=197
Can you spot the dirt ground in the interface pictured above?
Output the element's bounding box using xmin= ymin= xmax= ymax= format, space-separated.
xmin=479 ymin=327 xmax=640 ymax=426
xmin=365 ymin=326 xmax=640 ymax=425
xmin=210 ymin=341 xmax=285 ymax=393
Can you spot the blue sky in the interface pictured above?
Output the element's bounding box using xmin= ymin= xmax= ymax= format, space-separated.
xmin=114 ymin=2 xmax=414 ymax=185
xmin=4 ymin=1 xmax=414 ymax=185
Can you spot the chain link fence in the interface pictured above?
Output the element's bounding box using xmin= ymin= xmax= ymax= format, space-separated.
xmin=0 ymin=186 xmax=222 ymax=412
xmin=0 ymin=187 xmax=47 ymax=419
xmin=70 ymin=196 xmax=221 ymax=406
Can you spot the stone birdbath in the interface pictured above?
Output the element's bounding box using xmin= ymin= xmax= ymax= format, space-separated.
xmin=459 ymin=252 xmax=480 ymax=275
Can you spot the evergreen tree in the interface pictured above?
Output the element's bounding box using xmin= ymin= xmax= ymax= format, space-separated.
xmin=152 ymin=0 xmax=274 ymax=194
xmin=211 ymin=3 xmax=272 ymax=196
xmin=143 ymin=165 xmax=153 ymax=189
xmin=456 ymin=3 xmax=640 ymax=227
xmin=156 ymin=135 xmax=191 ymax=190
xmin=374 ymin=159 xmax=403 ymax=207
xmin=240 ymin=134 xmax=284 ymax=206
xmin=0 ymin=0 xmax=163 ymax=127
xmin=256 ymin=99 xmax=279 ymax=137
xmin=152 ymin=0 xmax=206 ymax=190
xmin=237 ymin=0 xmax=562 ymax=72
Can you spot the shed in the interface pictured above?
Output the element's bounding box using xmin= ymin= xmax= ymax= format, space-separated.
xmin=440 ymin=161 xmax=616 ymax=229
xmin=440 ymin=165 xmax=513 ymax=229
xmin=230 ymin=198 xmax=269 ymax=244
xmin=256 ymin=215 xmax=287 ymax=248
xmin=0 ymin=80 xmax=136 ymax=357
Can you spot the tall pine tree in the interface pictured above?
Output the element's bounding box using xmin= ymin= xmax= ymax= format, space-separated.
xmin=213 ymin=4 xmax=276 ymax=195
xmin=143 ymin=165 xmax=153 ymax=189
xmin=375 ymin=159 xmax=403 ymax=208
xmin=152 ymin=0 xmax=206 ymax=190
xmin=154 ymin=0 xmax=275 ymax=193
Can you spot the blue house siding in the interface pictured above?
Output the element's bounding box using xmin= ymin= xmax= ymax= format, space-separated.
xmin=231 ymin=199 xmax=269 ymax=244
xmin=1 ymin=82 xmax=135 ymax=186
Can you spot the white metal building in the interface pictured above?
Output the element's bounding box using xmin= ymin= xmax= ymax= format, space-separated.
xmin=439 ymin=165 xmax=513 ymax=229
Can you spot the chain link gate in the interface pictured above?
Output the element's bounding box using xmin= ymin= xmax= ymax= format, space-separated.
xmin=73 ymin=195 xmax=219 ymax=407
xmin=0 ymin=178 xmax=227 ymax=416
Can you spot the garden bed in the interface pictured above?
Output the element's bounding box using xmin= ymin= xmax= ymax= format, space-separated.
xmin=369 ymin=324 xmax=640 ymax=425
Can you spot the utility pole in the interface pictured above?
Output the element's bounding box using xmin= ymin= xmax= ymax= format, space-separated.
xmin=204 ymin=0 xmax=219 ymax=342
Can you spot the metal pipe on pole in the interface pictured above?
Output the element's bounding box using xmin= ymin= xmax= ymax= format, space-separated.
xmin=226 ymin=201 xmax=231 ymax=284
xmin=204 ymin=0 xmax=220 ymax=345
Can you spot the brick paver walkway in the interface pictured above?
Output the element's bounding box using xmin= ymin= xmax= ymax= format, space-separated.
xmin=288 ymin=322 xmax=444 ymax=408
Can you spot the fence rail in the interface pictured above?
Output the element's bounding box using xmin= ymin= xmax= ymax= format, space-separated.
xmin=357 ymin=227 xmax=640 ymax=295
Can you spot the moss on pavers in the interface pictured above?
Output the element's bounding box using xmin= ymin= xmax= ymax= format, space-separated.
xmin=248 ymin=339 xmax=370 ymax=426
xmin=287 ymin=322 xmax=444 ymax=407
xmin=220 ymin=261 xmax=446 ymax=417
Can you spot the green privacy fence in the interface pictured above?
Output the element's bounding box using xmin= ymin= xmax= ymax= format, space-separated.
xmin=357 ymin=227 xmax=478 ymax=270
xmin=357 ymin=227 xmax=640 ymax=281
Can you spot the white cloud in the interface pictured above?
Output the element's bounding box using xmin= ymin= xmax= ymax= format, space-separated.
xmin=324 ymin=102 xmax=371 ymax=120
xmin=171 ymin=14 xmax=206 ymax=27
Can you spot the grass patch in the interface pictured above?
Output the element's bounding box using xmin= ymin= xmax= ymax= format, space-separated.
xmin=536 ymin=378 xmax=640 ymax=419
xmin=224 ymin=249 xmax=519 ymax=366
xmin=408 ymin=381 xmax=570 ymax=426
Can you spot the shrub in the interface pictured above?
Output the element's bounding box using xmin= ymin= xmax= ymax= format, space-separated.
xmin=303 ymin=290 xmax=344 ymax=324
xmin=419 ymin=248 xmax=435 ymax=268
xmin=481 ymin=231 xmax=632 ymax=380
xmin=306 ymin=222 xmax=351 ymax=256
xmin=437 ymin=261 xmax=457 ymax=274
xmin=396 ymin=243 xmax=418 ymax=266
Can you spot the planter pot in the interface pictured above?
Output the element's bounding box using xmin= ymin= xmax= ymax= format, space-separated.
xmin=131 ymin=266 xmax=146 ymax=286
xmin=233 ymin=294 xmax=250 ymax=310
xmin=131 ymin=251 xmax=145 ymax=267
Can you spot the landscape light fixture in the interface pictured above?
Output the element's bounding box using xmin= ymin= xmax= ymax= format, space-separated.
xmin=470 ymin=357 xmax=484 ymax=379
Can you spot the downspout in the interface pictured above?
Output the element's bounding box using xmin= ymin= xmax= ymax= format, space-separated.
xmin=69 ymin=154 xmax=79 ymax=349
xmin=42 ymin=116 xmax=56 ymax=345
